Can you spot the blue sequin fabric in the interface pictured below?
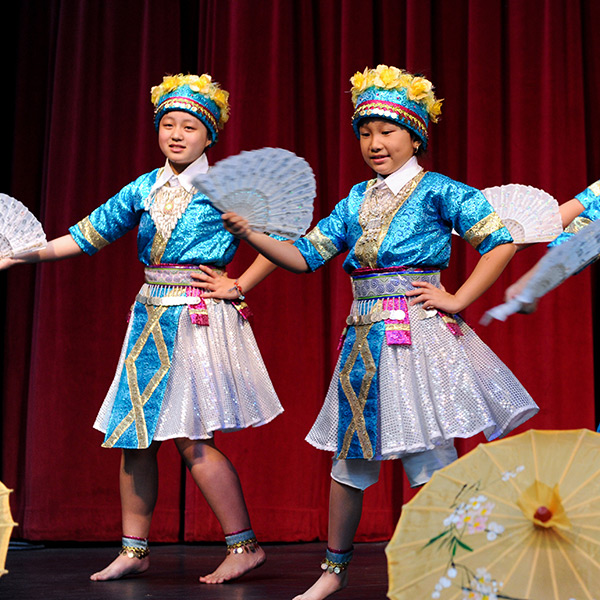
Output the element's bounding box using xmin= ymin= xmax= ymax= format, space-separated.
xmin=549 ymin=179 xmax=600 ymax=248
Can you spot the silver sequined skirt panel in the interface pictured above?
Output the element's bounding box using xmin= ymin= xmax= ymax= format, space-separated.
xmin=94 ymin=299 xmax=283 ymax=440
xmin=306 ymin=301 xmax=538 ymax=459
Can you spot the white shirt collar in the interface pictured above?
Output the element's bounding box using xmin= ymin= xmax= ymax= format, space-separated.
xmin=150 ymin=153 xmax=209 ymax=195
xmin=373 ymin=156 xmax=423 ymax=196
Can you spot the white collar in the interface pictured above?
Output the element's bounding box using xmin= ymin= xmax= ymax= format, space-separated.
xmin=373 ymin=156 xmax=423 ymax=196
xmin=150 ymin=153 xmax=209 ymax=195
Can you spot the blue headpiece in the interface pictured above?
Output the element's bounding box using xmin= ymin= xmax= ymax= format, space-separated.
xmin=151 ymin=74 xmax=230 ymax=147
xmin=350 ymin=66 xmax=442 ymax=149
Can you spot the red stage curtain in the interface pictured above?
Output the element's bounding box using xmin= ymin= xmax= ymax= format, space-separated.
xmin=1 ymin=0 xmax=598 ymax=543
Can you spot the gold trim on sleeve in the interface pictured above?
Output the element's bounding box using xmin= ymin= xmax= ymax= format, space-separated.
xmin=564 ymin=216 xmax=592 ymax=235
xmin=463 ymin=212 xmax=505 ymax=250
xmin=76 ymin=216 xmax=110 ymax=250
xmin=589 ymin=181 xmax=600 ymax=196
xmin=305 ymin=226 xmax=339 ymax=262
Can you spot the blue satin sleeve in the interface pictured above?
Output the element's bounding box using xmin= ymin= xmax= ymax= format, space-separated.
xmin=293 ymin=192 xmax=353 ymax=271
xmin=69 ymin=171 xmax=155 ymax=255
xmin=434 ymin=175 xmax=513 ymax=254
xmin=549 ymin=180 xmax=600 ymax=248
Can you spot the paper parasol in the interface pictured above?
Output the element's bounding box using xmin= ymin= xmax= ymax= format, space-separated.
xmin=192 ymin=147 xmax=316 ymax=241
xmin=481 ymin=218 xmax=600 ymax=324
xmin=0 ymin=482 xmax=17 ymax=577
xmin=386 ymin=429 xmax=600 ymax=600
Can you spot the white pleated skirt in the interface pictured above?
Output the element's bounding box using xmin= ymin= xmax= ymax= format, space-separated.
xmin=94 ymin=298 xmax=283 ymax=441
xmin=306 ymin=303 xmax=538 ymax=459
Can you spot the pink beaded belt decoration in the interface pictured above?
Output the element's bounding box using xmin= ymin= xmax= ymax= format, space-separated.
xmin=346 ymin=266 xmax=463 ymax=346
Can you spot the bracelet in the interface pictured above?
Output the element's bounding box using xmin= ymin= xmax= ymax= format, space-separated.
xmin=233 ymin=280 xmax=245 ymax=300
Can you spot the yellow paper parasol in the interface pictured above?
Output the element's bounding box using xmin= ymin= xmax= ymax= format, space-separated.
xmin=0 ymin=481 xmax=17 ymax=577
xmin=386 ymin=429 xmax=600 ymax=600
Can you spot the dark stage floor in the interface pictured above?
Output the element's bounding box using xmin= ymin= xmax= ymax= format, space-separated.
xmin=1 ymin=541 xmax=389 ymax=599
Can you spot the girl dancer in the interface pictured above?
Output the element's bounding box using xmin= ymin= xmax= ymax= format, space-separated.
xmin=221 ymin=65 xmax=538 ymax=600
xmin=1 ymin=73 xmax=283 ymax=584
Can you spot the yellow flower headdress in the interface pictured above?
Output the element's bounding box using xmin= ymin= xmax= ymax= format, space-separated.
xmin=350 ymin=65 xmax=442 ymax=148
xmin=151 ymin=73 xmax=230 ymax=146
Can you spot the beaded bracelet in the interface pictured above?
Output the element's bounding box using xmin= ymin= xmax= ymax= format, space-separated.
xmin=233 ymin=280 xmax=245 ymax=300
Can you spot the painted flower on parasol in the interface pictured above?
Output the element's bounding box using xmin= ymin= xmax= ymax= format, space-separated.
xmin=0 ymin=482 xmax=17 ymax=577
xmin=386 ymin=429 xmax=600 ymax=600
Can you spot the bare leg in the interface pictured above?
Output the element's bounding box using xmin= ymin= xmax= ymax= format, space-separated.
xmin=293 ymin=479 xmax=364 ymax=600
xmin=174 ymin=437 xmax=266 ymax=584
xmin=90 ymin=442 xmax=161 ymax=581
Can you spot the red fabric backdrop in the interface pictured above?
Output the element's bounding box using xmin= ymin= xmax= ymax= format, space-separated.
xmin=1 ymin=0 xmax=598 ymax=543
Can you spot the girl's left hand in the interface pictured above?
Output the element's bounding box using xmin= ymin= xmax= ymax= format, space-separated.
xmin=405 ymin=281 xmax=463 ymax=314
xmin=189 ymin=265 xmax=242 ymax=300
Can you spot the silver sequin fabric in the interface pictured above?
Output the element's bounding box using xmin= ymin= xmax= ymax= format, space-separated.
xmin=94 ymin=298 xmax=283 ymax=440
xmin=306 ymin=279 xmax=538 ymax=459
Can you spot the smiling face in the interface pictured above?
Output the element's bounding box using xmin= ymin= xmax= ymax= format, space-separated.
xmin=358 ymin=119 xmax=420 ymax=176
xmin=158 ymin=111 xmax=211 ymax=174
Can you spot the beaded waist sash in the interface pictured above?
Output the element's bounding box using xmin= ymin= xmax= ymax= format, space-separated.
xmin=351 ymin=266 xmax=440 ymax=301
xmin=342 ymin=266 xmax=461 ymax=345
xmin=144 ymin=264 xmax=224 ymax=286
xmin=134 ymin=264 xmax=250 ymax=325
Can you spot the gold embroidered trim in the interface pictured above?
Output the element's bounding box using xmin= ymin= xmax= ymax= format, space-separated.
xmin=150 ymin=231 xmax=168 ymax=264
xmin=338 ymin=324 xmax=376 ymax=459
xmin=564 ymin=216 xmax=592 ymax=235
xmin=355 ymin=171 xmax=425 ymax=268
xmin=102 ymin=303 xmax=172 ymax=449
xmin=463 ymin=212 xmax=505 ymax=249
xmin=76 ymin=216 xmax=110 ymax=250
xmin=589 ymin=180 xmax=600 ymax=196
xmin=384 ymin=322 xmax=410 ymax=331
xmin=365 ymin=178 xmax=378 ymax=191
xmin=305 ymin=226 xmax=339 ymax=262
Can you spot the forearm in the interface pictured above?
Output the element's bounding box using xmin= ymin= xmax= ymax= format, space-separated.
xmin=454 ymin=243 xmax=516 ymax=311
xmin=244 ymin=231 xmax=310 ymax=273
xmin=11 ymin=234 xmax=84 ymax=264
xmin=559 ymin=198 xmax=585 ymax=228
xmin=236 ymin=254 xmax=279 ymax=293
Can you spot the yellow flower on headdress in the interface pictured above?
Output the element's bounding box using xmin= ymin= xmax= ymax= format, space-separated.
xmin=374 ymin=64 xmax=401 ymax=89
xmin=408 ymin=77 xmax=433 ymax=101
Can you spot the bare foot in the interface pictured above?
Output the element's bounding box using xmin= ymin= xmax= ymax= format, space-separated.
xmin=199 ymin=546 xmax=266 ymax=584
xmin=90 ymin=554 xmax=150 ymax=581
xmin=292 ymin=570 xmax=348 ymax=600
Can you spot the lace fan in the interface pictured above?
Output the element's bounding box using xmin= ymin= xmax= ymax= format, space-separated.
xmin=192 ymin=147 xmax=316 ymax=240
xmin=481 ymin=183 xmax=562 ymax=244
xmin=0 ymin=193 xmax=47 ymax=259
xmin=481 ymin=218 xmax=600 ymax=324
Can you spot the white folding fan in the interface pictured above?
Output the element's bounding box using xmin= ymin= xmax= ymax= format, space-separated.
xmin=0 ymin=193 xmax=47 ymax=259
xmin=192 ymin=147 xmax=316 ymax=241
xmin=481 ymin=183 xmax=562 ymax=244
xmin=481 ymin=217 xmax=600 ymax=324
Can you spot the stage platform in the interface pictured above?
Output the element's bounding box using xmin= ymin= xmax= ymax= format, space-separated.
xmin=1 ymin=541 xmax=389 ymax=599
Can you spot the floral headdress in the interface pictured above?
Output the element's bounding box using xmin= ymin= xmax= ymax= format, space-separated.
xmin=350 ymin=65 xmax=442 ymax=148
xmin=151 ymin=73 xmax=230 ymax=146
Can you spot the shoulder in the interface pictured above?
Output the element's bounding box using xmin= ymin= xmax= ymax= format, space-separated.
xmin=346 ymin=178 xmax=375 ymax=201
xmin=422 ymin=172 xmax=480 ymax=195
xmin=128 ymin=168 xmax=161 ymax=189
